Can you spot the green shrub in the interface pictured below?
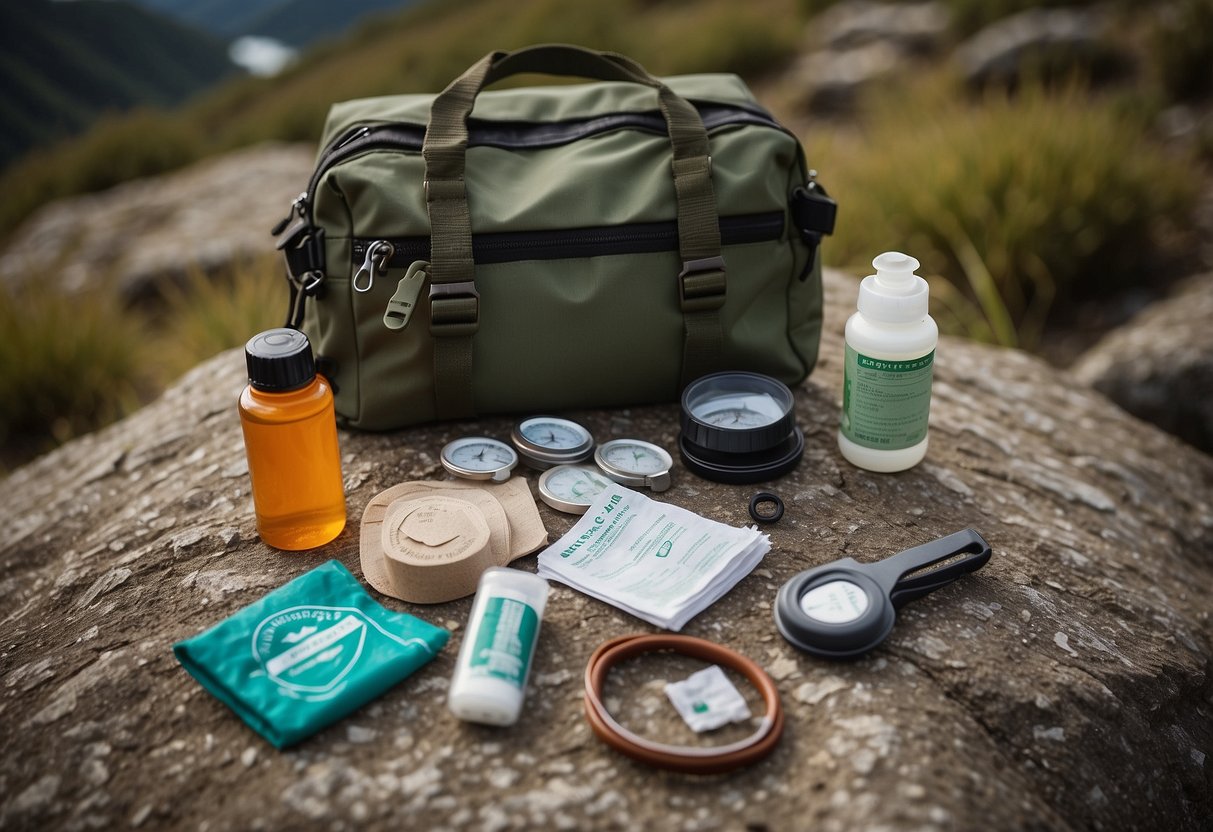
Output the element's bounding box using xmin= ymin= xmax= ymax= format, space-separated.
xmin=1 ymin=0 xmax=806 ymax=237
xmin=149 ymin=257 xmax=284 ymax=384
xmin=0 ymin=109 xmax=202 ymax=238
xmin=634 ymin=0 xmax=801 ymax=78
xmin=0 ymin=280 xmax=147 ymax=465
xmin=0 ymin=257 xmax=287 ymax=470
xmin=816 ymin=81 xmax=1198 ymax=348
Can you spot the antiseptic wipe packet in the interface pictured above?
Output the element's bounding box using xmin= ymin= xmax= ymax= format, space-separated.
xmin=173 ymin=560 xmax=448 ymax=748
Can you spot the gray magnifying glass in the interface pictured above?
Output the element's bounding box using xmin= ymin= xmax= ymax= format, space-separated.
xmin=775 ymin=529 xmax=992 ymax=659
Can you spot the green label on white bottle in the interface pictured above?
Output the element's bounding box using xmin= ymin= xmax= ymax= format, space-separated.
xmin=467 ymin=596 xmax=538 ymax=689
xmin=841 ymin=346 xmax=934 ymax=451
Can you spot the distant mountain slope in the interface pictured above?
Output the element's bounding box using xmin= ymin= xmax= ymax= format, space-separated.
xmin=127 ymin=0 xmax=424 ymax=47
xmin=0 ymin=0 xmax=237 ymax=167
xmin=245 ymin=0 xmax=424 ymax=47
xmin=126 ymin=0 xmax=286 ymax=39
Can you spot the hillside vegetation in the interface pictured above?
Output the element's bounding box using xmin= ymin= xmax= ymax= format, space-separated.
xmin=0 ymin=0 xmax=236 ymax=169
xmin=0 ymin=0 xmax=803 ymax=235
xmin=126 ymin=0 xmax=293 ymax=39
xmin=128 ymin=0 xmax=427 ymax=47
xmin=242 ymin=0 xmax=427 ymax=47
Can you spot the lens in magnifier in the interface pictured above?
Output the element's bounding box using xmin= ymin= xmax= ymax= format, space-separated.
xmin=798 ymin=579 xmax=870 ymax=624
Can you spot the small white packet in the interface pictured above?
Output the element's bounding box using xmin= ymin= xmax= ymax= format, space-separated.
xmin=664 ymin=665 xmax=752 ymax=732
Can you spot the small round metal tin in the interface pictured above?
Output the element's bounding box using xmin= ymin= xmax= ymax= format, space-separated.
xmin=774 ymin=529 xmax=991 ymax=659
xmin=679 ymin=372 xmax=804 ymax=484
xmin=440 ymin=436 xmax=518 ymax=483
xmin=537 ymin=465 xmax=614 ymax=514
xmin=594 ymin=439 xmax=673 ymax=492
xmin=511 ymin=416 xmax=595 ymax=470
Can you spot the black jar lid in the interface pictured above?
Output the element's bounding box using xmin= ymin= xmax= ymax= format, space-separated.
xmin=245 ymin=328 xmax=316 ymax=392
xmin=678 ymin=428 xmax=804 ymax=484
xmin=678 ymin=371 xmax=803 ymax=483
xmin=680 ymin=371 xmax=797 ymax=454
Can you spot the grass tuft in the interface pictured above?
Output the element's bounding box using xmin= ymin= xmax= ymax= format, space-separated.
xmin=0 ymin=258 xmax=284 ymax=471
xmin=0 ymin=109 xmax=203 ymax=237
xmin=0 ymin=280 xmax=147 ymax=466
xmin=813 ymin=79 xmax=1198 ymax=348
xmin=150 ymin=257 xmax=285 ymax=384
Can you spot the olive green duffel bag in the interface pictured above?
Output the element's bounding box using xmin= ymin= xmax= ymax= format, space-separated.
xmin=275 ymin=44 xmax=836 ymax=429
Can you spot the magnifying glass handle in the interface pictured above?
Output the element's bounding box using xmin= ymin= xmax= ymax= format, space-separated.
xmin=869 ymin=528 xmax=992 ymax=609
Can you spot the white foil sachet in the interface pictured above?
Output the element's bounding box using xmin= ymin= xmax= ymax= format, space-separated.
xmin=664 ymin=665 xmax=752 ymax=733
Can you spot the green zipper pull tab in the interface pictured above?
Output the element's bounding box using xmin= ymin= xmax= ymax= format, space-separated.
xmin=383 ymin=260 xmax=430 ymax=330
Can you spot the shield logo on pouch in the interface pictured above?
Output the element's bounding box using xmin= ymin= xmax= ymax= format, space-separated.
xmin=251 ymin=606 xmax=370 ymax=701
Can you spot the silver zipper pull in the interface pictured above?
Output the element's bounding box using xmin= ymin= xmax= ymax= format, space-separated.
xmin=353 ymin=240 xmax=394 ymax=293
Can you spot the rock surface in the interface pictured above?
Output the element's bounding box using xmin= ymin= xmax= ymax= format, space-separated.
xmin=2 ymin=269 xmax=1212 ymax=831
xmin=811 ymin=0 xmax=949 ymax=53
xmin=793 ymin=1 xmax=948 ymax=113
xmin=1072 ymin=271 xmax=1213 ymax=453
xmin=954 ymin=7 xmax=1130 ymax=89
xmin=0 ymin=142 xmax=315 ymax=302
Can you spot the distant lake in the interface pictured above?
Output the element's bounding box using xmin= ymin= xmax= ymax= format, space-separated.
xmin=229 ymin=36 xmax=297 ymax=77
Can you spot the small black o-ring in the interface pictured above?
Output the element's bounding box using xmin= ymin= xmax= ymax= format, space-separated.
xmin=748 ymin=492 xmax=784 ymax=524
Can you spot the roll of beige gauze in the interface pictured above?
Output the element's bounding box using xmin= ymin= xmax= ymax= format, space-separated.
xmin=371 ymin=495 xmax=495 ymax=604
xmin=416 ymin=478 xmax=547 ymax=559
xmin=359 ymin=479 xmax=548 ymax=604
xmin=362 ymin=483 xmax=512 ymax=564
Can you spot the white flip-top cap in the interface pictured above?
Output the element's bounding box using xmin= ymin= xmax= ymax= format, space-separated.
xmin=856 ymin=251 xmax=929 ymax=323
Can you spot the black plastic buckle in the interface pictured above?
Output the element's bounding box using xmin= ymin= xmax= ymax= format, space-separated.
xmin=429 ymin=280 xmax=480 ymax=337
xmin=791 ymin=182 xmax=837 ymax=244
xmin=277 ymin=221 xmax=326 ymax=290
xmin=678 ymin=256 xmax=727 ymax=313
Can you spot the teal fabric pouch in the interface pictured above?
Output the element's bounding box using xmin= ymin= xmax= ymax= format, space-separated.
xmin=173 ymin=559 xmax=448 ymax=748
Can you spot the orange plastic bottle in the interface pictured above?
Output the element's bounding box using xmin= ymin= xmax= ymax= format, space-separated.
xmin=238 ymin=329 xmax=346 ymax=550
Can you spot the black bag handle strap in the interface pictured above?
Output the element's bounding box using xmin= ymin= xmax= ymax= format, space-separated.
xmin=422 ymin=44 xmax=725 ymax=419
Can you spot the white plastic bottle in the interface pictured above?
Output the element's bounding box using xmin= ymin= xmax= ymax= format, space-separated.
xmin=838 ymin=252 xmax=938 ymax=473
xmin=448 ymin=568 xmax=549 ymax=726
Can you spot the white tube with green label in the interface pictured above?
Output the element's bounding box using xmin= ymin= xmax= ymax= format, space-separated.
xmin=448 ymin=567 xmax=549 ymax=726
xmin=838 ymin=251 xmax=938 ymax=473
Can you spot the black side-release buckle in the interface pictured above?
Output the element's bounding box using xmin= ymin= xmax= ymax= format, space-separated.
xmin=277 ymin=220 xmax=327 ymax=328
xmin=678 ymin=256 xmax=727 ymax=313
xmin=790 ymin=180 xmax=837 ymax=281
xmin=277 ymin=221 xmax=327 ymax=293
xmin=791 ymin=181 xmax=837 ymax=243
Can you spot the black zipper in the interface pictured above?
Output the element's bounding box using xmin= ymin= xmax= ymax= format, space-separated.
xmin=305 ymin=102 xmax=787 ymax=226
xmin=350 ymin=211 xmax=785 ymax=269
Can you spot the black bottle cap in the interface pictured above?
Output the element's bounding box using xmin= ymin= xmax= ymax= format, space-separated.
xmin=245 ymin=328 xmax=316 ymax=392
